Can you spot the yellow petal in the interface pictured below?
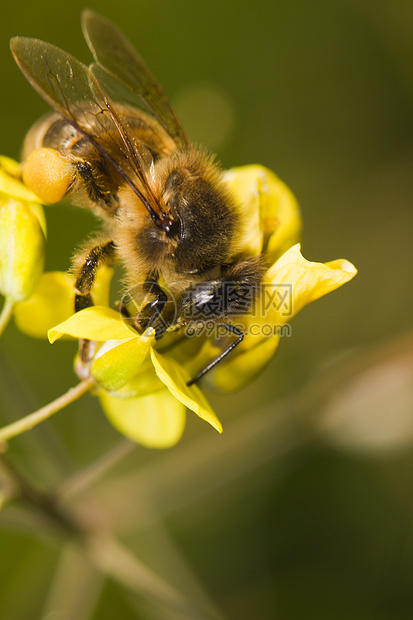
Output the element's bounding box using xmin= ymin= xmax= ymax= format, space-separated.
xmin=92 ymin=265 xmax=114 ymax=308
xmin=0 ymin=157 xmax=43 ymax=204
xmin=263 ymin=172 xmax=302 ymax=260
xmin=0 ymin=156 xmax=47 ymax=236
xmin=0 ymin=156 xmax=22 ymax=177
xmin=222 ymin=166 xmax=263 ymax=256
xmin=48 ymin=306 xmax=135 ymax=343
xmin=14 ymin=266 xmax=115 ymax=340
xmin=91 ymin=334 xmax=154 ymax=391
xmin=223 ymin=165 xmax=301 ymax=259
xmin=100 ymin=388 xmax=186 ymax=448
xmin=25 ymin=201 xmax=47 ymax=237
xmin=263 ymin=244 xmax=358 ymax=324
xmin=109 ymin=362 xmax=164 ymax=398
xmin=150 ymin=349 xmax=222 ymax=433
xmin=0 ymin=198 xmax=45 ymax=303
xmin=14 ymin=271 xmax=74 ymax=338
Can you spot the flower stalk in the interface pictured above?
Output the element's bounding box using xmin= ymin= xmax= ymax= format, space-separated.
xmin=0 ymin=377 xmax=96 ymax=444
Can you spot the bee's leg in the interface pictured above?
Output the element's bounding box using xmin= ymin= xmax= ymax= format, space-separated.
xmin=134 ymin=278 xmax=168 ymax=337
xmin=74 ymin=240 xmax=115 ymax=362
xmin=186 ymin=324 xmax=244 ymax=386
xmin=116 ymin=299 xmax=131 ymax=318
xmin=74 ymin=241 xmax=115 ymax=312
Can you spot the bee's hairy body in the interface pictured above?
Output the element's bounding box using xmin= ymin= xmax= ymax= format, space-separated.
xmin=25 ymin=109 xmax=247 ymax=301
xmin=11 ymin=10 xmax=266 ymax=382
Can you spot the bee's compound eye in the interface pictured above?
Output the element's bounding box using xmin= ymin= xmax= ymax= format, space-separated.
xmin=22 ymin=148 xmax=73 ymax=204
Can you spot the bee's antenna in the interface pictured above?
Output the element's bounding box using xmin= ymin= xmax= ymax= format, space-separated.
xmin=186 ymin=324 xmax=244 ymax=386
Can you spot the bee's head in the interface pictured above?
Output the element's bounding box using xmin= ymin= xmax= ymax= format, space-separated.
xmin=152 ymin=150 xmax=239 ymax=273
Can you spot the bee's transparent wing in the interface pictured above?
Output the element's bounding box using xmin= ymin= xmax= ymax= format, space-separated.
xmin=82 ymin=10 xmax=190 ymax=149
xmin=10 ymin=36 xmax=163 ymax=220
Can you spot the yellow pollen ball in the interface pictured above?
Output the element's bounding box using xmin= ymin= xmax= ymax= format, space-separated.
xmin=22 ymin=148 xmax=73 ymax=204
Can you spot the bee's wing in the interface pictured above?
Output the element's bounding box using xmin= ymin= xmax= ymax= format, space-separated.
xmin=82 ymin=10 xmax=190 ymax=149
xmin=10 ymin=36 xmax=164 ymax=221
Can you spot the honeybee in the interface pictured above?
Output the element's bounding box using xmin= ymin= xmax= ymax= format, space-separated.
xmin=11 ymin=11 xmax=266 ymax=384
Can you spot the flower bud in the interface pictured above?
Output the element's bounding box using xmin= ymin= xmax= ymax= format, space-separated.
xmin=0 ymin=197 xmax=46 ymax=303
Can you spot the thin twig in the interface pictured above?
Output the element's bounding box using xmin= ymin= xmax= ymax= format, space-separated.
xmin=86 ymin=534 xmax=222 ymax=619
xmin=0 ymin=377 xmax=96 ymax=444
xmin=0 ymin=453 xmax=83 ymax=536
xmin=0 ymin=299 xmax=13 ymax=337
xmin=40 ymin=543 xmax=103 ymax=620
xmin=0 ymin=453 xmax=220 ymax=619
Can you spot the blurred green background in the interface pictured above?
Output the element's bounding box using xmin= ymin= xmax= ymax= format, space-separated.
xmin=1 ymin=0 xmax=413 ymax=618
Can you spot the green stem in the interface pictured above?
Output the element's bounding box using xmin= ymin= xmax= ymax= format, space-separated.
xmin=0 ymin=299 xmax=14 ymax=337
xmin=0 ymin=377 xmax=96 ymax=444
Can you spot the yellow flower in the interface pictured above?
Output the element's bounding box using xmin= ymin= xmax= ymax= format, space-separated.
xmin=0 ymin=156 xmax=46 ymax=307
xmin=48 ymin=306 xmax=222 ymax=447
xmin=222 ymin=165 xmax=302 ymax=261
xmin=14 ymin=164 xmax=357 ymax=448
xmin=203 ymin=243 xmax=357 ymax=391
